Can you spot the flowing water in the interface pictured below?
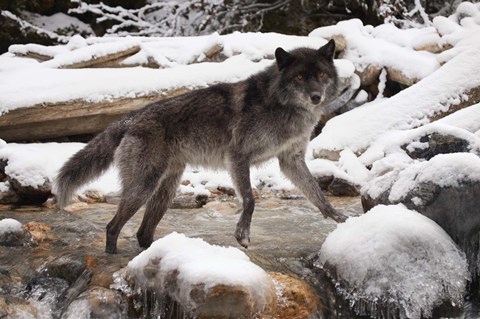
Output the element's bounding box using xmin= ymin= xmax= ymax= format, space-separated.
xmin=0 ymin=195 xmax=477 ymax=318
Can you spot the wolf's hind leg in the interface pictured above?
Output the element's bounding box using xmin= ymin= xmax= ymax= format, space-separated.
xmin=105 ymin=139 xmax=169 ymax=254
xmin=278 ymin=150 xmax=347 ymax=223
xmin=136 ymin=164 xmax=185 ymax=249
xmin=229 ymin=155 xmax=255 ymax=248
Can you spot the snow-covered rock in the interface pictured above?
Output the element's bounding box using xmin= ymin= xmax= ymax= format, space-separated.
xmin=362 ymin=152 xmax=480 ymax=279
xmin=125 ymin=232 xmax=276 ymax=317
xmin=317 ymin=204 xmax=469 ymax=319
xmin=0 ymin=218 xmax=35 ymax=247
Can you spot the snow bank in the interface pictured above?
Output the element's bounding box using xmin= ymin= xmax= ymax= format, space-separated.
xmin=127 ymin=232 xmax=274 ymax=311
xmin=0 ymin=218 xmax=23 ymax=235
xmin=317 ymin=204 xmax=468 ymax=319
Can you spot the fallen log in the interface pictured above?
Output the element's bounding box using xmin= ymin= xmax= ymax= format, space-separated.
xmin=0 ymin=87 xmax=192 ymax=142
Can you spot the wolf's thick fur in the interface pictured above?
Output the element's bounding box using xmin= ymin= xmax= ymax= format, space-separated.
xmin=55 ymin=40 xmax=347 ymax=253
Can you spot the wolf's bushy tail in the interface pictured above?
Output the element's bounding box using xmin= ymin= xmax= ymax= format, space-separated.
xmin=54 ymin=121 xmax=128 ymax=208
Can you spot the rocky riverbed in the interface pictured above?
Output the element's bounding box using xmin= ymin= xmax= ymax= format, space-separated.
xmin=0 ymin=193 xmax=362 ymax=318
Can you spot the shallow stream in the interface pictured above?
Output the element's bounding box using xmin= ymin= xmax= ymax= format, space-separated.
xmin=0 ymin=195 xmax=477 ymax=318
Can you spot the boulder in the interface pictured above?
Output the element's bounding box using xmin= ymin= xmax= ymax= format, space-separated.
xmin=8 ymin=177 xmax=51 ymax=205
xmin=123 ymin=232 xmax=276 ymax=318
xmin=362 ymin=153 xmax=480 ymax=279
xmin=317 ymin=205 xmax=468 ymax=319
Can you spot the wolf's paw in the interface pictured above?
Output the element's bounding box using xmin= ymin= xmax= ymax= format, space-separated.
xmin=105 ymin=244 xmax=118 ymax=254
xmin=234 ymin=226 xmax=250 ymax=249
xmin=331 ymin=211 xmax=348 ymax=223
xmin=137 ymin=233 xmax=153 ymax=249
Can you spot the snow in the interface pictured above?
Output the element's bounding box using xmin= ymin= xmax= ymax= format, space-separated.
xmin=311 ymin=34 xmax=480 ymax=153
xmin=0 ymin=143 xmax=120 ymax=195
xmin=0 ymin=141 xmax=362 ymax=199
xmin=0 ymin=218 xmax=23 ymax=235
xmin=309 ymin=19 xmax=440 ymax=79
xmin=21 ymin=11 xmax=94 ymax=36
xmin=0 ymin=32 xmax=338 ymax=114
xmin=310 ymin=2 xmax=480 ymax=154
xmin=388 ymin=153 xmax=480 ymax=201
xmin=126 ymin=232 xmax=274 ymax=311
xmin=317 ymin=204 xmax=469 ymax=319
xmin=43 ymin=40 xmax=141 ymax=68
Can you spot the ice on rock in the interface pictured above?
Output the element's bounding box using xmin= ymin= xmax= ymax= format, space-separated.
xmin=317 ymin=204 xmax=468 ymax=319
xmin=126 ymin=232 xmax=275 ymax=315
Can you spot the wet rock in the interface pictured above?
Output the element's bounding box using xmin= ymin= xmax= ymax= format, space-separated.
xmin=63 ymin=202 xmax=89 ymax=212
xmin=0 ymin=187 xmax=19 ymax=204
xmin=171 ymin=193 xmax=209 ymax=209
xmin=78 ymin=190 xmax=106 ymax=204
xmin=8 ymin=177 xmax=51 ymax=205
xmin=23 ymin=221 xmax=54 ymax=243
xmin=41 ymin=255 xmax=87 ymax=285
xmin=267 ymin=272 xmax=319 ymax=319
xmin=328 ymin=177 xmax=360 ymax=196
xmin=403 ymin=132 xmax=471 ymax=160
xmin=0 ymin=218 xmax=36 ymax=247
xmin=0 ymin=270 xmax=22 ymax=295
xmin=0 ymin=295 xmax=40 ymax=319
xmin=25 ymin=276 xmax=70 ymax=305
xmin=61 ymin=286 xmax=127 ymax=319
xmin=315 ymin=175 xmax=360 ymax=196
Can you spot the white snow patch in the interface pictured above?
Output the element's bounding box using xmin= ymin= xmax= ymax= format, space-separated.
xmin=0 ymin=218 xmax=23 ymax=234
xmin=0 ymin=143 xmax=120 ymax=196
xmin=127 ymin=232 xmax=273 ymax=311
xmin=0 ymin=181 xmax=10 ymax=192
xmin=317 ymin=204 xmax=468 ymax=319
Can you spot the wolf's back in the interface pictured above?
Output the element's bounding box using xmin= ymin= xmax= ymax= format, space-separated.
xmin=54 ymin=121 xmax=128 ymax=208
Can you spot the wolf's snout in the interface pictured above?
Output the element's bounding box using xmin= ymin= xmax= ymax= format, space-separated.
xmin=310 ymin=93 xmax=322 ymax=105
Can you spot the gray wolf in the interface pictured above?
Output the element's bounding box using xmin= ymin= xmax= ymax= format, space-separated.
xmin=55 ymin=39 xmax=347 ymax=254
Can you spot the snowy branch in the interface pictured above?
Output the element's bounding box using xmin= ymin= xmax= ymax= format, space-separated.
xmin=1 ymin=10 xmax=70 ymax=42
xmin=68 ymin=0 xmax=293 ymax=37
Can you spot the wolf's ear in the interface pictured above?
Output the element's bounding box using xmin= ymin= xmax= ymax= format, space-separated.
xmin=318 ymin=39 xmax=335 ymax=61
xmin=275 ymin=47 xmax=294 ymax=70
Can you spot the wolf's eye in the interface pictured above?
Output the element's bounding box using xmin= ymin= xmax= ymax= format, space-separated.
xmin=296 ymin=74 xmax=303 ymax=81
xmin=319 ymin=72 xmax=325 ymax=78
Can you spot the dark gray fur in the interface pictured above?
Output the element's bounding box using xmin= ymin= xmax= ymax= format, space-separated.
xmin=55 ymin=40 xmax=347 ymax=254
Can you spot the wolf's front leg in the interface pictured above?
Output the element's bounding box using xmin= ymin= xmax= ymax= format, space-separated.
xmin=228 ymin=154 xmax=255 ymax=248
xmin=278 ymin=150 xmax=347 ymax=223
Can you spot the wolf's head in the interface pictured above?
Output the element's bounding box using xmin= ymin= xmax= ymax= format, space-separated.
xmin=274 ymin=40 xmax=338 ymax=112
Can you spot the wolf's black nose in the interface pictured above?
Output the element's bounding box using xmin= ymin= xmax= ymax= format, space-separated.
xmin=310 ymin=93 xmax=322 ymax=104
